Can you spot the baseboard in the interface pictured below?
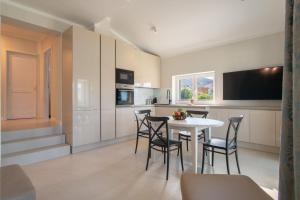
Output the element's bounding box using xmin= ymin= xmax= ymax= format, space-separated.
xmin=71 ymin=134 xmax=136 ymax=154
xmin=238 ymin=141 xmax=279 ymax=154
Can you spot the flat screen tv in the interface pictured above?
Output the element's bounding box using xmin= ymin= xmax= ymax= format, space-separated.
xmin=223 ymin=66 xmax=283 ymax=100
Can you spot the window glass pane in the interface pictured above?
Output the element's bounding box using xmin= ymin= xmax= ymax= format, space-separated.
xmin=179 ymin=78 xmax=193 ymax=100
xmin=196 ymin=76 xmax=214 ymax=100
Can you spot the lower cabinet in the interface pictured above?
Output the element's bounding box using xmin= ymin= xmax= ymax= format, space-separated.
xmin=250 ymin=110 xmax=276 ymax=146
xmin=73 ymin=110 xmax=100 ymax=147
xmin=101 ymin=109 xmax=116 ymax=141
xmin=116 ymin=107 xmax=136 ymax=138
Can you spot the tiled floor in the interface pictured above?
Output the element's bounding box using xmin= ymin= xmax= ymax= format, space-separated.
xmin=22 ymin=139 xmax=279 ymax=200
xmin=1 ymin=119 xmax=58 ymax=131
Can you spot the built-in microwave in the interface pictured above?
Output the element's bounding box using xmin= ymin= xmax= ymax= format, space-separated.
xmin=116 ymin=84 xmax=134 ymax=105
xmin=116 ymin=68 xmax=134 ymax=85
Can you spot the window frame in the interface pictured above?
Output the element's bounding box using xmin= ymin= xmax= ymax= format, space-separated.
xmin=174 ymin=71 xmax=215 ymax=104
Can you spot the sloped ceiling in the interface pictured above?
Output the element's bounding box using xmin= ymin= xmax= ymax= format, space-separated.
xmin=8 ymin=0 xmax=285 ymax=57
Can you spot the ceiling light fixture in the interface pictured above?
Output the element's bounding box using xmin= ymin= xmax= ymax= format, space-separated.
xmin=150 ymin=25 xmax=158 ymax=34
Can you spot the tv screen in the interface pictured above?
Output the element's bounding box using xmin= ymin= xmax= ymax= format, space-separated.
xmin=223 ymin=67 xmax=283 ymax=100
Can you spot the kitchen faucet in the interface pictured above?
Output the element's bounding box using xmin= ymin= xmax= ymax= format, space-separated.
xmin=167 ymin=89 xmax=171 ymax=104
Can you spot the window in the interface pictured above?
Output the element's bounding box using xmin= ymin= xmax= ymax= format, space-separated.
xmin=173 ymin=71 xmax=215 ymax=103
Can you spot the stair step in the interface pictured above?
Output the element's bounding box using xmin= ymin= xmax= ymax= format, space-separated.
xmin=1 ymin=144 xmax=70 ymax=166
xmin=2 ymin=134 xmax=66 ymax=155
xmin=1 ymin=125 xmax=62 ymax=142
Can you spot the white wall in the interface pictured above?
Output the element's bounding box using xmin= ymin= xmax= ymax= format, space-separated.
xmin=161 ymin=32 xmax=284 ymax=107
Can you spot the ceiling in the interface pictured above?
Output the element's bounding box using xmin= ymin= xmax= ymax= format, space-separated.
xmin=9 ymin=0 xmax=285 ymax=57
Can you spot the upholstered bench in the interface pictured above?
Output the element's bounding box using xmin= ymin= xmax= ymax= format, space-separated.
xmin=181 ymin=173 xmax=272 ymax=200
xmin=0 ymin=165 xmax=36 ymax=200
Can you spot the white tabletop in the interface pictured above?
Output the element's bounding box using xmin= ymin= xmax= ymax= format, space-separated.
xmin=167 ymin=117 xmax=224 ymax=128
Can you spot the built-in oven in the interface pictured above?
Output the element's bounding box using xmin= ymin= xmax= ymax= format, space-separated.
xmin=116 ymin=68 xmax=134 ymax=85
xmin=116 ymin=84 xmax=134 ymax=105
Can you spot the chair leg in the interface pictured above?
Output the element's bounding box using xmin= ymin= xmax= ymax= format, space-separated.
xmin=180 ymin=144 xmax=184 ymax=171
xmin=201 ymin=146 xmax=205 ymax=174
xmin=146 ymin=145 xmax=151 ymax=170
xmin=177 ymin=134 xmax=181 ymax=156
xmin=163 ymin=147 xmax=166 ymax=164
xmin=166 ymin=148 xmax=170 ymax=180
xmin=212 ymin=147 xmax=214 ymax=167
xmin=235 ymin=150 xmax=241 ymax=174
xmin=225 ymin=151 xmax=230 ymax=175
xmin=134 ymin=134 xmax=139 ymax=154
xmin=186 ymin=138 xmax=189 ymax=151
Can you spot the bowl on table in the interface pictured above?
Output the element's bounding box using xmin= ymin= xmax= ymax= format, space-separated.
xmin=172 ymin=110 xmax=187 ymax=120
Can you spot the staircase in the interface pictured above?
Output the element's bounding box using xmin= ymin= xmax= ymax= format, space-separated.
xmin=1 ymin=125 xmax=70 ymax=166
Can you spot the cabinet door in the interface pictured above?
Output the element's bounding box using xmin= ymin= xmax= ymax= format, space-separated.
xmin=73 ymin=26 xmax=100 ymax=110
xmin=209 ymin=109 xmax=229 ymax=139
xmin=101 ymin=35 xmax=116 ymax=141
xmin=275 ymin=111 xmax=282 ymax=147
xmin=116 ymin=40 xmax=137 ymax=70
xmin=73 ymin=110 xmax=100 ymax=146
xmin=228 ymin=109 xmax=250 ymax=142
xmin=116 ymin=108 xmax=136 ymax=138
xmin=250 ymin=111 xmax=276 ymax=146
xmin=137 ymin=51 xmax=160 ymax=88
xmin=155 ymin=107 xmax=175 ymax=117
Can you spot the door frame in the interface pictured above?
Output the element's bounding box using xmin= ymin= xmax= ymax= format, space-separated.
xmin=43 ymin=48 xmax=52 ymax=119
xmin=5 ymin=51 xmax=39 ymax=119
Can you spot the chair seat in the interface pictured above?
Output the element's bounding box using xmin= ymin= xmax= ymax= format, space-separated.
xmin=181 ymin=173 xmax=272 ymax=200
xmin=203 ymin=138 xmax=236 ymax=149
xmin=152 ymin=137 xmax=182 ymax=147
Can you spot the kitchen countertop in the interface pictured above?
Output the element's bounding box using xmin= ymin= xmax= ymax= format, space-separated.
xmin=116 ymin=104 xmax=281 ymax=111
xmin=154 ymin=104 xmax=282 ymax=111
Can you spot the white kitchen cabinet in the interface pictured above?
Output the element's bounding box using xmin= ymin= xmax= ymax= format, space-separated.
xmin=136 ymin=51 xmax=160 ymax=88
xmin=73 ymin=110 xmax=100 ymax=147
xmin=155 ymin=107 xmax=176 ymax=117
xmin=116 ymin=40 xmax=137 ymax=70
xmin=209 ymin=109 xmax=229 ymax=139
xmin=100 ymin=35 xmax=116 ymax=141
xmin=116 ymin=107 xmax=136 ymax=138
xmin=275 ymin=111 xmax=282 ymax=147
xmin=73 ymin=26 xmax=100 ymax=110
xmin=250 ymin=110 xmax=276 ymax=146
xmin=62 ymin=26 xmax=101 ymax=147
xmin=227 ymin=109 xmax=250 ymax=142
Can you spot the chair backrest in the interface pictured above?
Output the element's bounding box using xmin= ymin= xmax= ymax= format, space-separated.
xmin=134 ymin=109 xmax=151 ymax=132
xmin=225 ymin=115 xmax=244 ymax=148
xmin=145 ymin=116 xmax=170 ymax=146
xmin=186 ymin=110 xmax=208 ymax=118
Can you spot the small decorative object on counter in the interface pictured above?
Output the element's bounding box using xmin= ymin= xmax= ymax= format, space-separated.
xmin=172 ymin=109 xmax=187 ymax=120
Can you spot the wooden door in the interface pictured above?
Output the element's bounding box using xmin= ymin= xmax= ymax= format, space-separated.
xmin=7 ymin=52 xmax=37 ymax=119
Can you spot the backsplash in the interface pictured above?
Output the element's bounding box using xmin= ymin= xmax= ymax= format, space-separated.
xmin=134 ymin=88 xmax=155 ymax=105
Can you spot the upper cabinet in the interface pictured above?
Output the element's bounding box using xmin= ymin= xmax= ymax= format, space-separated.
xmin=136 ymin=51 xmax=160 ymax=88
xmin=72 ymin=26 xmax=100 ymax=110
xmin=116 ymin=40 xmax=161 ymax=88
xmin=116 ymin=40 xmax=137 ymax=71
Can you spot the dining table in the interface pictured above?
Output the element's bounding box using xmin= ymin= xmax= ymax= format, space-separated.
xmin=167 ymin=117 xmax=224 ymax=173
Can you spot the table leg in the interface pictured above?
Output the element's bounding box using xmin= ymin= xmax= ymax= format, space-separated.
xmin=191 ymin=127 xmax=198 ymax=173
xmin=169 ymin=128 xmax=174 ymax=140
xmin=205 ymin=127 xmax=212 ymax=165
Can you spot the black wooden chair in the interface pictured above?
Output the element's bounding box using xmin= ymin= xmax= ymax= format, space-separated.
xmin=201 ymin=115 xmax=244 ymax=175
xmin=145 ymin=116 xmax=184 ymax=180
xmin=134 ymin=109 xmax=151 ymax=154
xmin=177 ymin=110 xmax=209 ymax=153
